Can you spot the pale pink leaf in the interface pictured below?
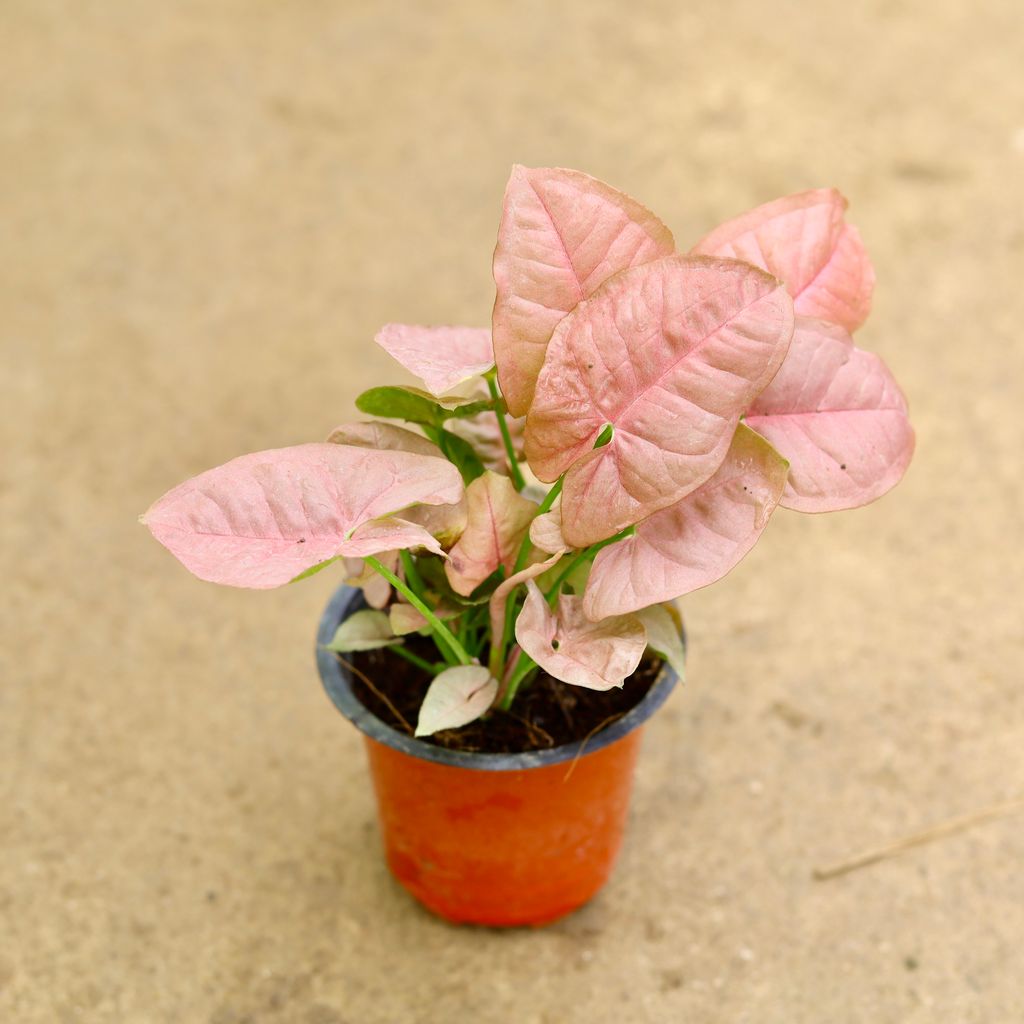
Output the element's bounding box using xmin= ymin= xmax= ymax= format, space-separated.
xmin=525 ymin=255 xmax=794 ymax=547
xmin=583 ymin=425 xmax=789 ymax=618
xmin=374 ymin=324 xmax=495 ymax=396
xmin=414 ymin=666 xmax=499 ymax=737
xmin=327 ymin=420 xmax=441 ymax=457
xmin=324 ymin=610 xmax=400 ymax=652
xmin=692 ymin=189 xmax=874 ymax=333
xmin=528 ymin=496 xmax=567 ymax=554
xmin=337 ymin=518 xmax=446 ymax=559
xmin=745 ymin=318 xmax=914 ymax=512
xmin=635 ymin=604 xmax=686 ymax=680
xmin=143 ymin=443 xmax=463 ymax=589
xmin=327 ymin=420 xmax=467 ymax=545
xmin=389 ymin=601 xmax=459 ymax=637
xmin=488 ymin=551 xmax=564 ymax=642
xmin=515 ymin=582 xmax=646 ymax=691
xmin=344 ymin=552 xmax=398 ymax=609
xmin=493 ymin=165 xmax=676 ymax=416
xmin=444 ymin=472 xmax=538 ymax=596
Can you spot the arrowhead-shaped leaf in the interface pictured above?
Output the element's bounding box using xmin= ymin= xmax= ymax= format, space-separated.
xmin=745 ymin=318 xmax=914 ymax=512
xmin=142 ymin=443 xmax=463 ymax=588
xmin=414 ymin=665 xmax=498 ymax=736
xmin=327 ymin=421 xmax=467 ymax=545
xmin=525 ymin=255 xmax=794 ymax=546
xmin=488 ymin=550 xmax=565 ymax=642
xmin=493 ymin=165 xmax=675 ymax=416
xmin=444 ymin=471 xmax=538 ymax=595
xmin=338 ymin=517 xmax=446 ymax=559
xmin=324 ymin=610 xmax=401 ymax=652
xmin=583 ymin=425 xmax=789 ymax=618
xmin=515 ymin=582 xmax=646 ymax=691
xmin=692 ymin=189 xmax=874 ymax=333
xmin=528 ymin=496 xmax=567 ymax=554
xmin=374 ymin=324 xmax=495 ymax=396
xmin=635 ymin=604 xmax=686 ymax=681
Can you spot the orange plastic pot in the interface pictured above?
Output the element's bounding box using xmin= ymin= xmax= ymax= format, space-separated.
xmin=317 ymin=585 xmax=681 ymax=927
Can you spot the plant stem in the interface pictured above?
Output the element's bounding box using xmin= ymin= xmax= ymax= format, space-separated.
xmin=498 ymin=649 xmax=538 ymax=711
xmin=486 ymin=375 xmax=527 ymax=490
xmin=390 ymin=645 xmax=443 ymax=675
xmin=543 ymin=526 xmax=635 ymax=606
xmin=399 ymin=549 xmax=427 ymax=598
xmin=364 ymin=555 xmax=472 ymax=667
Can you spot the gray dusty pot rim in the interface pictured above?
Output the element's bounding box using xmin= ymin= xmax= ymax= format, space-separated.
xmin=316 ymin=584 xmax=683 ymax=771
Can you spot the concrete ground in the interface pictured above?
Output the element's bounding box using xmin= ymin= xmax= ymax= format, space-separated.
xmin=3 ymin=1 xmax=1023 ymax=1021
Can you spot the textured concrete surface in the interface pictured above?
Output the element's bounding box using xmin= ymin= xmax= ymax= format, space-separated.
xmin=3 ymin=1 xmax=1023 ymax=1021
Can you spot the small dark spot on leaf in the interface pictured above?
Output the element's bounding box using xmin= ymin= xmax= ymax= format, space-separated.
xmin=297 ymin=538 xmax=306 ymax=543
xmin=587 ymin=363 xmax=594 ymax=369
xmin=840 ymin=464 xmax=847 ymax=471
xmin=551 ymin=639 xmax=560 ymax=650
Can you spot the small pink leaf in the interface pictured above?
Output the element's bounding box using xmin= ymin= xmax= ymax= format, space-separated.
xmin=344 ymin=552 xmax=398 ymax=609
xmin=143 ymin=443 xmax=463 ymax=589
xmin=493 ymin=165 xmax=675 ymax=416
xmin=525 ymin=255 xmax=794 ymax=546
xmin=692 ymin=189 xmax=874 ymax=333
xmin=328 ymin=420 xmax=467 ymax=545
xmin=389 ymin=601 xmax=459 ymax=637
xmin=515 ymin=582 xmax=646 ymax=691
xmin=327 ymin=420 xmax=441 ymax=457
xmin=338 ymin=518 xmax=445 ymax=559
xmin=374 ymin=324 xmax=495 ymax=396
xmin=583 ymin=425 xmax=789 ymax=618
xmin=745 ymin=318 xmax=914 ymax=512
xmin=444 ymin=471 xmax=538 ymax=595
xmin=488 ymin=551 xmax=564 ymax=643
xmin=528 ymin=496 xmax=566 ymax=554
xmin=414 ymin=666 xmax=499 ymax=737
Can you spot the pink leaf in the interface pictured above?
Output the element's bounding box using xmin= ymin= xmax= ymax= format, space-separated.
xmin=143 ymin=443 xmax=463 ymax=588
xmin=338 ymin=518 xmax=445 ymax=559
xmin=415 ymin=666 xmax=499 ymax=737
xmin=492 ymin=165 xmax=675 ymax=416
xmin=745 ymin=318 xmax=914 ymax=512
xmin=488 ymin=551 xmax=564 ymax=643
xmin=692 ymin=189 xmax=874 ymax=333
xmin=515 ymin=582 xmax=646 ymax=691
xmin=525 ymin=255 xmax=794 ymax=547
xmin=374 ymin=324 xmax=495 ymax=396
xmin=635 ymin=604 xmax=686 ymax=679
xmin=528 ymin=496 xmax=567 ymax=554
xmin=389 ymin=601 xmax=459 ymax=637
xmin=583 ymin=425 xmax=789 ymax=618
xmin=444 ymin=472 xmax=538 ymax=595
xmin=328 ymin=420 xmax=467 ymax=545
xmin=344 ymin=552 xmax=398 ymax=609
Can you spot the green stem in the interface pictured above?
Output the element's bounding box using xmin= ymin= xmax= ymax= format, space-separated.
xmin=486 ymin=375 xmax=526 ymax=491
xmin=364 ymin=556 xmax=472 ymax=667
xmin=543 ymin=526 xmax=635 ymax=606
xmin=398 ymin=549 xmax=427 ymax=599
xmin=390 ymin=645 xmax=443 ymax=676
xmin=498 ymin=649 xmax=539 ymax=711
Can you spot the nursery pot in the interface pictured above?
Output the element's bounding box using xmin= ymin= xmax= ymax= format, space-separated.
xmin=316 ymin=585 xmax=681 ymax=927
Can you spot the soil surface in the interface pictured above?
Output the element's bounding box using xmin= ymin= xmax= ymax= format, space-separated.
xmin=349 ymin=639 xmax=661 ymax=753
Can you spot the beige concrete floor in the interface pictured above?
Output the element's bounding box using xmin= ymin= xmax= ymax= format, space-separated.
xmin=3 ymin=1 xmax=1023 ymax=1021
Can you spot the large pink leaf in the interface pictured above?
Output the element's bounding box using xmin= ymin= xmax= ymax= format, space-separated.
xmin=692 ymin=189 xmax=874 ymax=333
xmin=583 ymin=425 xmax=789 ymax=618
xmin=515 ymin=582 xmax=646 ymax=690
xmin=444 ymin=471 xmax=538 ymax=595
xmin=524 ymin=255 xmax=794 ymax=547
xmin=492 ymin=165 xmax=675 ymax=416
xmin=374 ymin=324 xmax=495 ymax=396
xmin=415 ymin=666 xmax=499 ymax=737
xmin=745 ymin=318 xmax=914 ymax=512
xmin=143 ymin=443 xmax=463 ymax=588
xmin=328 ymin=420 xmax=467 ymax=545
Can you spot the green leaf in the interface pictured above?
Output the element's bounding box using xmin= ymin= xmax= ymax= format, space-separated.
xmin=355 ymin=387 xmax=445 ymax=426
xmin=436 ymin=429 xmax=486 ymax=485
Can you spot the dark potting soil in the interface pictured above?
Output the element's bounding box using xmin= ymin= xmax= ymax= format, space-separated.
xmin=348 ymin=636 xmax=661 ymax=754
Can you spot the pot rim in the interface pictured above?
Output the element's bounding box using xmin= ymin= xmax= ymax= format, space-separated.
xmin=316 ymin=584 xmax=683 ymax=771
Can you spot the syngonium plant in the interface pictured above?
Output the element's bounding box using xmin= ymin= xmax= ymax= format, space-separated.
xmin=143 ymin=166 xmax=914 ymax=738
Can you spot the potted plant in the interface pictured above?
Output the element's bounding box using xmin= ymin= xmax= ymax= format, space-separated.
xmin=142 ymin=166 xmax=914 ymax=927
